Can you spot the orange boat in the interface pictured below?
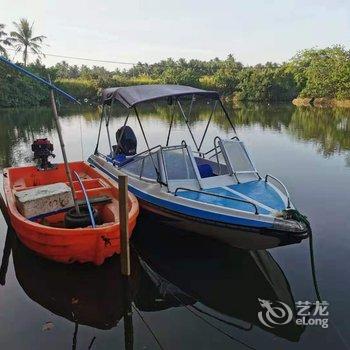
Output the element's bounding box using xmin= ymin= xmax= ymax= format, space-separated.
xmin=3 ymin=161 xmax=139 ymax=265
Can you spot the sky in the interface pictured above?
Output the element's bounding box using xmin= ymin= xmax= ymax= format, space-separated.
xmin=1 ymin=0 xmax=349 ymax=69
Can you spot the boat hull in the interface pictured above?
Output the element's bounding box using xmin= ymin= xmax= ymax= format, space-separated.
xmin=3 ymin=161 xmax=139 ymax=265
xmin=88 ymin=155 xmax=308 ymax=250
xmin=138 ymin=198 xmax=307 ymax=250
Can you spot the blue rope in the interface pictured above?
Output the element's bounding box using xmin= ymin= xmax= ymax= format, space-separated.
xmin=73 ymin=171 xmax=96 ymax=228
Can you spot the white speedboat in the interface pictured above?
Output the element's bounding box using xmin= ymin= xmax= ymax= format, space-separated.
xmin=88 ymin=85 xmax=309 ymax=249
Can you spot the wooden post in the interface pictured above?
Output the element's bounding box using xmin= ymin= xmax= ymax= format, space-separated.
xmin=122 ymin=276 xmax=134 ymax=350
xmin=119 ymin=175 xmax=130 ymax=276
xmin=49 ymin=86 xmax=80 ymax=215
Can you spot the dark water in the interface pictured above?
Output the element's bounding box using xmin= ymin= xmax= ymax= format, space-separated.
xmin=0 ymin=103 xmax=349 ymax=349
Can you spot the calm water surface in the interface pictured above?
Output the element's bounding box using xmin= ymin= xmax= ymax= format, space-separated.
xmin=0 ymin=103 xmax=349 ymax=349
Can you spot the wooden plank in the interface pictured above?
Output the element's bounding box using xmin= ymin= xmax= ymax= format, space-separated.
xmin=77 ymin=196 xmax=112 ymax=206
xmin=119 ymin=176 xmax=130 ymax=276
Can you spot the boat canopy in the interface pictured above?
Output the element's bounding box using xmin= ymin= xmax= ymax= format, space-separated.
xmin=101 ymin=84 xmax=220 ymax=108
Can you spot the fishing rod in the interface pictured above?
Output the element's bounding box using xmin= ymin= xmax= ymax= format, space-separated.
xmin=0 ymin=56 xmax=80 ymax=104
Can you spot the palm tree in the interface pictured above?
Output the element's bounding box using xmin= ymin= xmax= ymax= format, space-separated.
xmin=0 ymin=24 xmax=12 ymax=57
xmin=10 ymin=18 xmax=46 ymax=66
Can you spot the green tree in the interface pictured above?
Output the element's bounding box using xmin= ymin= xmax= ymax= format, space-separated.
xmin=10 ymin=18 xmax=46 ymax=66
xmin=237 ymin=63 xmax=298 ymax=102
xmin=212 ymin=55 xmax=243 ymax=93
xmin=287 ymin=46 xmax=350 ymax=99
xmin=0 ymin=23 xmax=12 ymax=57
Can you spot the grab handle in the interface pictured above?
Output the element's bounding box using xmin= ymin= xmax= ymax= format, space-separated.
xmin=265 ymin=174 xmax=291 ymax=209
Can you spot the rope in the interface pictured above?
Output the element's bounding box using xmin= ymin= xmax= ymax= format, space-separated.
xmin=308 ymin=229 xmax=349 ymax=349
xmin=282 ymin=208 xmax=311 ymax=227
xmin=191 ymin=305 xmax=252 ymax=331
xmin=88 ymin=336 xmax=96 ymax=349
xmin=5 ymin=48 xmax=136 ymax=65
xmin=169 ymin=293 xmax=256 ymax=350
xmin=131 ymin=305 xmax=165 ymax=350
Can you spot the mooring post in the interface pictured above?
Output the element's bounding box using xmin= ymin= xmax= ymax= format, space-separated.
xmin=119 ymin=175 xmax=130 ymax=276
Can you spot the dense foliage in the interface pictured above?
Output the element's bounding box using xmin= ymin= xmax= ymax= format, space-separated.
xmin=1 ymin=45 xmax=350 ymax=107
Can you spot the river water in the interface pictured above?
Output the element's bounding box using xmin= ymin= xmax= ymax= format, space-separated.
xmin=0 ymin=103 xmax=349 ymax=349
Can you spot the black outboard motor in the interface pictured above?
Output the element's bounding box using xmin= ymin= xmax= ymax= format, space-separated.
xmin=114 ymin=126 xmax=137 ymax=156
xmin=31 ymin=138 xmax=56 ymax=170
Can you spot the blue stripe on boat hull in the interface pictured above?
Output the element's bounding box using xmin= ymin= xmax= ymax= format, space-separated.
xmin=137 ymin=200 xmax=307 ymax=250
xmin=88 ymin=157 xmax=274 ymax=229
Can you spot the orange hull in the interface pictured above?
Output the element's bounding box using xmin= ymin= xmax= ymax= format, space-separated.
xmin=3 ymin=161 xmax=139 ymax=265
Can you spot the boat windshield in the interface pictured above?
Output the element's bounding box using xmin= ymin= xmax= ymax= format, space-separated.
xmin=219 ymin=139 xmax=257 ymax=174
xmin=161 ymin=148 xmax=196 ymax=180
xmin=121 ymin=152 xmax=159 ymax=181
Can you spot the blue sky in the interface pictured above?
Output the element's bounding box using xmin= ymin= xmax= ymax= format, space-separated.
xmin=1 ymin=0 xmax=349 ymax=69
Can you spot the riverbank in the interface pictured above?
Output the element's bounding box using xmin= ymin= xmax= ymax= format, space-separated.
xmin=292 ymin=98 xmax=350 ymax=108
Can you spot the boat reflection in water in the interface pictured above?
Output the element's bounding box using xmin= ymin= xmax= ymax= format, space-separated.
xmin=11 ymin=233 xmax=140 ymax=331
xmin=133 ymin=215 xmax=305 ymax=343
xmin=9 ymin=216 xmax=305 ymax=347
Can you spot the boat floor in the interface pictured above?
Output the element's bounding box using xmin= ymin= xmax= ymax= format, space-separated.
xmin=8 ymin=163 xmax=122 ymax=226
xmin=176 ymin=180 xmax=286 ymax=215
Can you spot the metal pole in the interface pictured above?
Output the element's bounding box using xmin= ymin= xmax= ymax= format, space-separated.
xmin=177 ymin=100 xmax=200 ymax=151
xmin=199 ymin=100 xmax=217 ymax=151
xmin=116 ymin=111 xmax=130 ymax=151
xmin=94 ymin=105 xmax=104 ymax=154
xmin=49 ymin=89 xmax=80 ymax=214
xmin=119 ymin=175 xmax=130 ymax=276
xmin=188 ymin=94 xmax=195 ymax=117
xmin=133 ymin=107 xmax=160 ymax=178
xmin=219 ymin=99 xmax=236 ymax=134
xmin=166 ymin=104 xmax=175 ymax=146
xmin=106 ymin=104 xmax=113 ymax=155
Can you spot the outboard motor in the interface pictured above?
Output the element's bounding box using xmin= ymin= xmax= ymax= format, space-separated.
xmin=114 ymin=126 xmax=137 ymax=156
xmin=31 ymin=138 xmax=56 ymax=170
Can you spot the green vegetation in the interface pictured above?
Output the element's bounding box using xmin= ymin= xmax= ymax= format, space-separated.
xmin=287 ymin=46 xmax=350 ymax=99
xmin=1 ymin=19 xmax=349 ymax=108
xmin=0 ymin=24 xmax=12 ymax=57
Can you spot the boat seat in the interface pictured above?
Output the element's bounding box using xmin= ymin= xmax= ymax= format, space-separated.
xmin=29 ymin=195 xmax=113 ymax=221
xmin=15 ymin=183 xmax=74 ymax=218
xmin=198 ymin=164 xmax=215 ymax=178
xmin=107 ymin=153 xmax=134 ymax=166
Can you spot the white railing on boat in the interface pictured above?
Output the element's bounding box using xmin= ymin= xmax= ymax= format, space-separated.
xmin=174 ymin=187 xmax=259 ymax=215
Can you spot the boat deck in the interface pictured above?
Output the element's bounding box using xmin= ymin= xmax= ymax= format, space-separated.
xmin=176 ymin=180 xmax=286 ymax=215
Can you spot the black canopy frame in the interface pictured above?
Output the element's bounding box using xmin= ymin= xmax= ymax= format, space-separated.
xmin=94 ymin=85 xmax=237 ymax=183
